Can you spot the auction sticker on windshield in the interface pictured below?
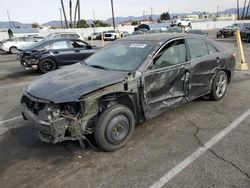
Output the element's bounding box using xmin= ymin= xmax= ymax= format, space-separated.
xmin=129 ymin=44 xmax=147 ymax=48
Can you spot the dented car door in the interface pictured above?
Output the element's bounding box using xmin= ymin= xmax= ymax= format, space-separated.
xmin=141 ymin=38 xmax=190 ymax=119
xmin=185 ymin=37 xmax=224 ymax=100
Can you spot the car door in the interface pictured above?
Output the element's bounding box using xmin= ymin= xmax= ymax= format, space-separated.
xmin=185 ymin=37 xmax=224 ymax=100
xmin=141 ymin=38 xmax=191 ymax=119
xmin=50 ymin=40 xmax=75 ymax=65
xmin=69 ymin=39 xmax=96 ymax=62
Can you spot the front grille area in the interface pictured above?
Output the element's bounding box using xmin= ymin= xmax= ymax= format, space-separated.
xmin=105 ymin=34 xmax=112 ymax=37
xmin=21 ymin=95 xmax=45 ymax=115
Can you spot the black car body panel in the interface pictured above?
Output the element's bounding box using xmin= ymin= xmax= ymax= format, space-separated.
xmin=26 ymin=63 xmax=129 ymax=103
xmin=21 ymin=33 xmax=236 ymax=144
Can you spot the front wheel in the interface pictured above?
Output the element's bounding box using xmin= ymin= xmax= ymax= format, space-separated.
xmin=95 ymin=104 xmax=135 ymax=152
xmin=38 ymin=58 xmax=57 ymax=74
xmin=210 ymin=70 xmax=228 ymax=101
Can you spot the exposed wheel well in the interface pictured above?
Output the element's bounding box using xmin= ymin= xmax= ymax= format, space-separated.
xmin=85 ymin=93 xmax=138 ymax=133
xmin=222 ymin=69 xmax=232 ymax=83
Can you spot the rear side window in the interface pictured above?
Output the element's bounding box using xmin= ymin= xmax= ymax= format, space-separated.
xmin=207 ymin=43 xmax=218 ymax=54
xmin=187 ymin=38 xmax=208 ymax=59
xmin=70 ymin=40 xmax=87 ymax=48
xmin=51 ymin=41 xmax=69 ymax=49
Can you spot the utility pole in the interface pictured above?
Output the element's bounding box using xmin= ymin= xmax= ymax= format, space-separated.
xmin=61 ymin=0 xmax=69 ymax=28
xmin=151 ymin=7 xmax=153 ymax=20
xmin=217 ymin=6 xmax=219 ymax=17
xmin=69 ymin=0 xmax=72 ymax=28
xmin=7 ymin=10 xmax=12 ymax=28
xmin=73 ymin=0 xmax=79 ymax=28
xmin=59 ymin=8 xmax=63 ymax=28
xmin=243 ymin=0 xmax=247 ymax=19
xmin=111 ymin=0 xmax=115 ymax=30
xmin=143 ymin=10 xmax=145 ymax=21
xmin=78 ymin=0 xmax=81 ymax=28
xmin=93 ymin=9 xmax=96 ymax=32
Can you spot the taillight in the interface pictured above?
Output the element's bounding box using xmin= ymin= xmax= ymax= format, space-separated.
xmin=230 ymin=53 xmax=236 ymax=60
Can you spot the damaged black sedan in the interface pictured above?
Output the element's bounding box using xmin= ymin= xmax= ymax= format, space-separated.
xmin=21 ymin=33 xmax=235 ymax=151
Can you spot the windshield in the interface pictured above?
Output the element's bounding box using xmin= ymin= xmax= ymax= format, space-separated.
xmin=84 ymin=41 xmax=154 ymax=71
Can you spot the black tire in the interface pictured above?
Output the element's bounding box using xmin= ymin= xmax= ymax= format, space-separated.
xmin=178 ymin=23 xmax=181 ymax=27
xmin=95 ymin=104 xmax=135 ymax=152
xmin=38 ymin=58 xmax=57 ymax=74
xmin=188 ymin=23 xmax=191 ymax=27
xmin=9 ymin=46 xmax=17 ymax=54
xmin=210 ymin=70 xmax=228 ymax=101
xmin=247 ymin=35 xmax=250 ymax=43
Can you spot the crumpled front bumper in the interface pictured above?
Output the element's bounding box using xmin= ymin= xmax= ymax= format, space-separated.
xmin=21 ymin=94 xmax=69 ymax=143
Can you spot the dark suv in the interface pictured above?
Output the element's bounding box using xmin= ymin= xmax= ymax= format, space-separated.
xmin=240 ymin=23 xmax=250 ymax=43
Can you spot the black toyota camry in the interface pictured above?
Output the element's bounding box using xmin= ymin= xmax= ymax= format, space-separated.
xmin=17 ymin=38 xmax=100 ymax=73
xmin=21 ymin=33 xmax=236 ymax=151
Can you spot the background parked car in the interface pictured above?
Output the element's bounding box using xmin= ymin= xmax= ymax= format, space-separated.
xmin=240 ymin=23 xmax=250 ymax=43
xmin=0 ymin=37 xmax=39 ymax=54
xmin=187 ymin=29 xmax=208 ymax=37
xmin=88 ymin=32 xmax=102 ymax=40
xmin=121 ymin=31 xmax=130 ymax=37
xmin=175 ymin=18 xmax=192 ymax=27
xmin=104 ymin=30 xmax=121 ymax=40
xmin=44 ymin=32 xmax=84 ymax=40
xmin=17 ymin=38 xmax=100 ymax=73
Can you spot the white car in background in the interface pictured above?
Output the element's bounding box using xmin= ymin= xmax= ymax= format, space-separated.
xmin=0 ymin=37 xmax=39 ymax=54
xmin=104 ymin=30 xmax=121 ymax=41
xmin=175 ymin=18 xmax=192 ymax=27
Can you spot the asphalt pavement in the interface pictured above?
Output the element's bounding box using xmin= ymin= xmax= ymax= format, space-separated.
xmin=0 ymin=34 xmax=250 ymax=188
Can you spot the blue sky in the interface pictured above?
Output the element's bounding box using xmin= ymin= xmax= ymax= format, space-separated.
xmin=0 ymin=0 xmax=246 ymax=23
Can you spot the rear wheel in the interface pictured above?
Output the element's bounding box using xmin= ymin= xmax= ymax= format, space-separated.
xmin=38 ymin=58 xmax=57 ymax=74
xmin=210 ymin=70 xmax=228 ymax=101
xmin=9 ymin=46 xmax=17 ymax=54
xmin=95 ymin=104 xmax=135 ymax=152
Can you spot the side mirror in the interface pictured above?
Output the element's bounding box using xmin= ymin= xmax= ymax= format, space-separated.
xmin=87 ymin=45 xmax=92 ymax=49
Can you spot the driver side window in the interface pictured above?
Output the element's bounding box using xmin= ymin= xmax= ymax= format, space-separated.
xmin=153 ymin=39 xmax=187 ymax=70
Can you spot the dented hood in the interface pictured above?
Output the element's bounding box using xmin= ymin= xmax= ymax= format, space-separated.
xmin=27 ymin=63 xmax=128 ymax=103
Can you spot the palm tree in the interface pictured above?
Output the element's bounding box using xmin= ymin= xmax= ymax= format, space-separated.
xmin=242 ymin=0 xmax=247 ymax=19
xmin=245 ymin=0 xmax=250 ymax=19
xmin=60 ymin=0 xmax=69 ymax=28
xmin=237 ymin=0 xmax=240 ymax=20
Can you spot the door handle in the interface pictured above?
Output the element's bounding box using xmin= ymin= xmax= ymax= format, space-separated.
xmin=52 ymin=51 xmax=59 ymax=54
xmin=74 ymin=50 xmax=80 ymax=52
xmin=216 ymin=57 xmax=220 ymax=63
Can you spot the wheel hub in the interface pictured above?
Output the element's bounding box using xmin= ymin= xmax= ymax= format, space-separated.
xmin=216 ymin=74 xmax=227 ymax=98
xmin=106 ymin=115 xmax=129 ymax=144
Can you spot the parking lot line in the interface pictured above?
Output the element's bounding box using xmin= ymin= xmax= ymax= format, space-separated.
xmin=0 ymin=116 xmax=22 ymax=124
xmin=150 ymin=108 xmax=250 ymax=188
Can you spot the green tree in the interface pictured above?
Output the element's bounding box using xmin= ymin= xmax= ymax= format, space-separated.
xmin=77 ymin=19 xmax=89 ymax=28
xmin=32 ymin=22 xmax=39 ymax=28
xmin=160 ymin=12 xmax=170 ymax=21
xmin=92 ymin=20 xmax=111 ymax=27
xmin=131 ymin=21 xmax=139 ymax=26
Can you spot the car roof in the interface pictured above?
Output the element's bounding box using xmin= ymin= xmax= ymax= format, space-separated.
xmin=120 ymin=33 xmax=208 ymax=43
